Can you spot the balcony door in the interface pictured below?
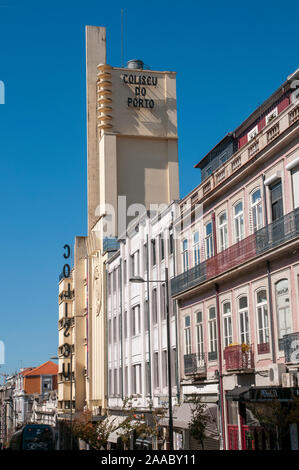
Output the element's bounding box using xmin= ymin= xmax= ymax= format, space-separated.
xmin=270 ymin=180 xmax=283 ymax=221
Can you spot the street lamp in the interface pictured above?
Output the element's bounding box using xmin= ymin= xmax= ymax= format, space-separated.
xmin=130 ymin=268 xmax=174 ymax=451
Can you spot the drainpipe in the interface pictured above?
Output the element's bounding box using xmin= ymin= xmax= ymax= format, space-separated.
xmin=267 ymin=260 xmax=276 ymax=364
xmin=262 ymin=174 xmax=269 ymax=226
xmin=171 ymin=211 xmax=180 ymax=404
xmin=146 ymin=234 xmax=152 ymax=401
xmin=215 ymin=283 xmax=226 ymax=450
xmin=106 ymin=267 xmax=109 ymax=405
xmin=120 ymin=259 xmax=124 ymax=399
xmin=212 ymin=211 xmax=217 ymax=256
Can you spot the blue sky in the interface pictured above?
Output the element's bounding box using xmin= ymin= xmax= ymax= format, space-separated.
xmin=0 ymin=0 xmax=298 ymax=376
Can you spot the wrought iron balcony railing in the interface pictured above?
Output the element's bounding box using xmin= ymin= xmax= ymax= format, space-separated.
xmin=171 ymin=208 xmax=299 ymax=297
xmin=184 ymin=353 xmax=206 ymax=376
xmin=224 ymin=344 xmax=254 ymax=371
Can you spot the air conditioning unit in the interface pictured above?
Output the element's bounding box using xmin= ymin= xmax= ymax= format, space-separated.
xmin=269 ymin=363 xmax=287 ymax=385
xmin=282 ymin=372 xmax=299 ymax=388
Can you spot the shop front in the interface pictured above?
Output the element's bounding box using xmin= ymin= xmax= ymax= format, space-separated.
xmin=226 ymin=386 xmax=299 ymax=450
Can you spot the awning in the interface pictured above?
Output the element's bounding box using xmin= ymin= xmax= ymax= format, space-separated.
xmin=160 ymin=403 xmax=219 ymax=438
xmin=226 ymin=386 xmax=252 ymax=401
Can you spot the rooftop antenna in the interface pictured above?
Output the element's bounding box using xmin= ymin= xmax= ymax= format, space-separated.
xmin=121 ymin=8 xmax=124 ymax=67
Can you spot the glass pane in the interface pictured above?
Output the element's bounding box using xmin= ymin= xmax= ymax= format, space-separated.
xmin=223 ymin=302 xmax=231 ymax=314
xmin=252 ymin=189 xmax=261 ymax=204
xmin=209 ymin=307 xmax=216 ymax=319
xmin=239 ymin=296 xmax=248 ymax=309
xmin=257 ymin=290 xmax=267 ymax=304
xmin=235 ymin=202 xmax=243 ymax=215
xmin=185 ymin=315 xmax=190 ymax=327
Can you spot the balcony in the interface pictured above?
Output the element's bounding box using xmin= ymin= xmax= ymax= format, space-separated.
xmin=171 ymin=208 xmax=299 ymax=297
xmin=283 ymin=332 xmax=299 ymax=364
xmin=224 ymin=344 xmax=254 ymax=371
xmin=184 ymin=353 xmax=207 ymax=376
xmin=103 ymin=237 xmax=120 ymax=254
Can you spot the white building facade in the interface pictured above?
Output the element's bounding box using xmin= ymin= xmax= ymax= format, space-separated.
xmin=106 ymin=202 xmax=182 ymax=449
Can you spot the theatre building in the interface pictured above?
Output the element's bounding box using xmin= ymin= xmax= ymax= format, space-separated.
xmin=57 ymin=25 xmax=180 ymax=421
xmin=171 ymin=69 xmax=299 ymax=450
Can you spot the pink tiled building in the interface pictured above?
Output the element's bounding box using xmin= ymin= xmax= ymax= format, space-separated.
xmin=171 ymin=68 xmax=299 ymax=450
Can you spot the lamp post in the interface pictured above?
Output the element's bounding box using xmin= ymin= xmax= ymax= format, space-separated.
xmin=130 ymin=268 xmax=174 ymax=450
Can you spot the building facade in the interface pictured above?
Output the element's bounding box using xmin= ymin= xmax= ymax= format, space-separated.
xmin=171 ymin=69 xmax=299 ymax=450
xmin=105 ymin=203 xmax=181 ymax=449
xmin=58 ymin=24 xmax=180 ymax=420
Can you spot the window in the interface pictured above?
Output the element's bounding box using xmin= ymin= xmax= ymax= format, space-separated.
xmin=132 ymin=364 xmax=142 ymax=395
xmin=248 ymin=125 xmax=258 ymax=141
xmin=234 ymin=201 xmax=244 ymax=242
xmin=119 ymin=367 xmax=123 ymax=396
xmin=124 ymin=311 xmax=127 ymax=339
xmin=193 ymin=231 xmax=200 ymax=265
xmin=184 ymin=315 xmax=191 ymax=355
xmin=208 ymin=307 xmax=217 ymax=360
xmin=223 ymin=302 xmax=232 ymax=347
xmin=131 ymin=250 xmax=140 ymax=277
xmin=145 ymin=362 xmax=150 ymax=395
xmin=270 ymin=180 xmax=283 ymax=221
xmin=251 ymin=189 xmax=263 ymax=232
xmin=275 ymin=279 xmax=291 ymax=348
xmin=108 ymin=319 xmax=112 ymax=344
xmin=238 ymin=296 xmax=249 ymax=344
xmin=144 ymin=299 xmax=149 ymax=332
xmin=218 ymin=212 xmax=228 ymax=251
xmin=256 ymin=290 xmax=269 ymax=346
xmin=160 ymin=235 xmax=165 ymax=261
xmin=291 ymin=166 xmax=299 ymax=209
xmin=143 ymin=244 xmax=148 ymax=271
xmin=182 ymin=239 xmax=189 ymax=271
xmin=113 ymin=269 xmax=116 ymax=292
xmin=123 ymin=260 xmax=127 ymax=285
xmin=205 ymin=222 xmax=214 ymax=259
xmin=108 ymin=273 xmax=111 ymax=295
xmin=160 ymin=284 xmax=166 ymax=321
xmin=266 ymin=107 xmax=277 ymax=125
xmin=113 ymin=316 xmax=117 ymax=342
xmin=151 ymin=240 xmax=156 ymax=266
xmin=171 ymin=348 xmax=177 ymax=387
xmin=124 ymin=366 xmax=128 ymax=396
xmin=169 ymin=228 xmax=174 ymax=254
xmin=195 ymin=311 xmax=204 ymax=361
xmin=108 ymin=369 xmax=112 ymax=396
xmin=154 ymin=352 xmax=159 ymax=389
xmin=162 ymin=350 xmax=168 ymax=388
xmin=152 ymin=288 xmax=158 ymax=324
xmin=114 ymin=369 xmax=118 ymax=396
xmin=131 ymin=305 xmax=141 ymax=336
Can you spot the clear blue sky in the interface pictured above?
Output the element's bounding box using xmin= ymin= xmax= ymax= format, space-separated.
xmin=0 ymin=0 xmax=298 ymax=375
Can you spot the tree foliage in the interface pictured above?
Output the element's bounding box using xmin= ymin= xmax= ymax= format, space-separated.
xmin=72 ymin=397 xmax=168 ymax=450
xmin=188 ymin=395 xmax=209 ymax=449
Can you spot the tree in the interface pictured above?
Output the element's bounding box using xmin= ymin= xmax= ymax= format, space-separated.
xmin=188 ymin=395 xmax=210 ymax=450
xmin=72 ymin=397 xmax=168 ymax=450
